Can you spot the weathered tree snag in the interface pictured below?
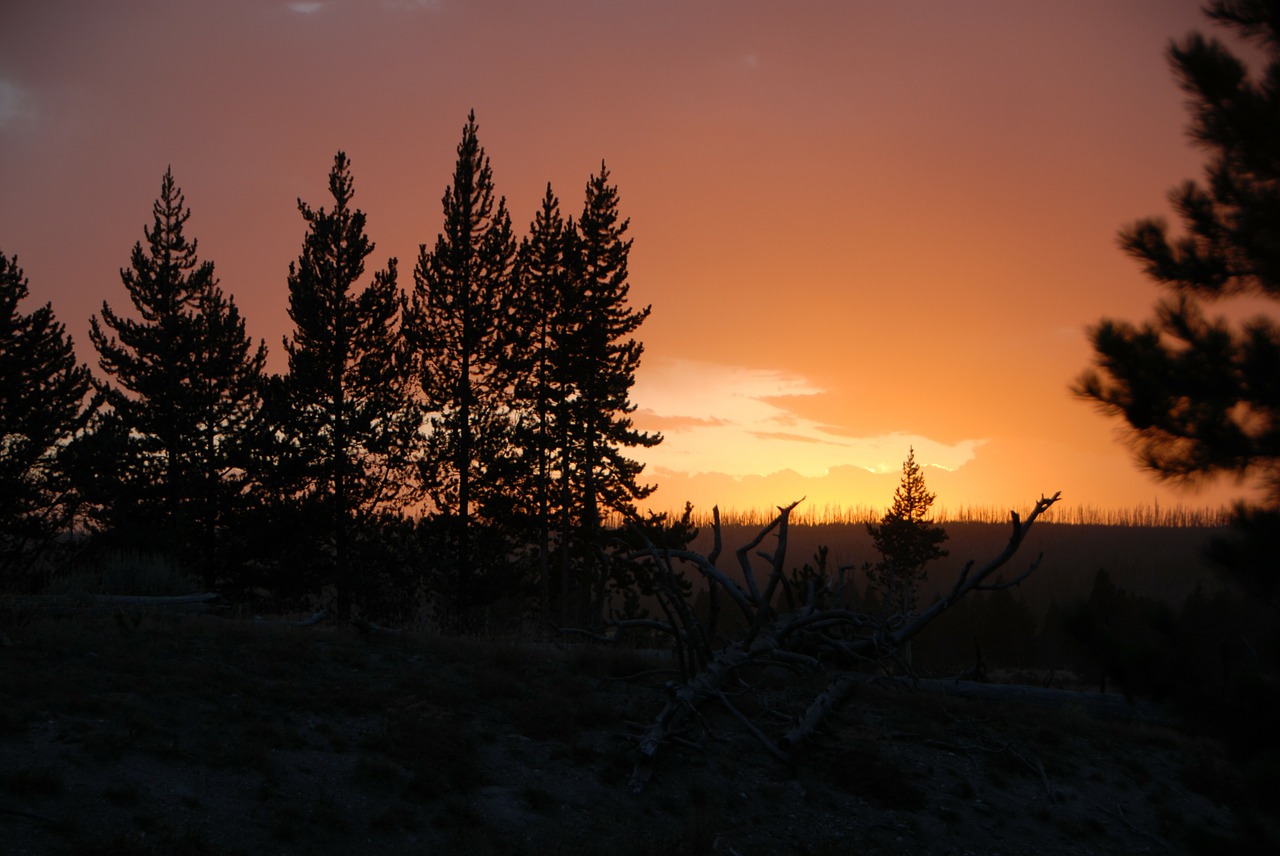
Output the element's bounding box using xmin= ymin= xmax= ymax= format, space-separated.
xmin=350 ymin=615 xmax=401 ymax=636
xmin=90 ymin=593 xmax=219 ymax=607
xmin=5 ymin=592 xmax=221 ymax=616
xmin=627 ymin=627 xmax=785 ymax=792
xmin=781 ymin=673 xmax=857 ymax=751
xmin=297 ymin=610 xmax=328 ymax=626
xmin=593 ymin=492 xmax=1062 ymax=793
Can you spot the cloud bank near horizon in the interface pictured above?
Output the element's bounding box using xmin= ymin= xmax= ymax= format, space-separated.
xmin=632 ymin=358 xmax=985 ymax=479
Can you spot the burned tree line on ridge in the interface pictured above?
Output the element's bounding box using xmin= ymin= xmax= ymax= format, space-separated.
xmin=0 ymin=112 xmax=659 ymax=627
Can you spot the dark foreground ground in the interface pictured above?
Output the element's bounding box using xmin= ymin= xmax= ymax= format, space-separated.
xmin=0 ymin=609 xmax=1268 ymax=855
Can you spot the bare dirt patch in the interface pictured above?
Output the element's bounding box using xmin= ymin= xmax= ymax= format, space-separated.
xmin=0 ymin=612 xmax=1252 ymax=854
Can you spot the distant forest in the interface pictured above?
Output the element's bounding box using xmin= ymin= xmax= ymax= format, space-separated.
xmin=1 ymin=112 xmax=666 ymax=628
xmin=701 ymin=502 xmax=1233 ymax=529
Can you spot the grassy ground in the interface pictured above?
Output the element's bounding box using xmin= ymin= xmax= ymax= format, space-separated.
xmin=0 ymin=608 xmax=1268 ymax=855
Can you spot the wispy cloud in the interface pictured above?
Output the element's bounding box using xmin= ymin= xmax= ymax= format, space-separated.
xmin=632 ymin=358 xmax=984 ymax=478
xmin=748 ymin=430 xmax=835 ymax=445
xmin=0 ymin=79 xmax=33 ymax=128
xmin=382 ymin=0 xmax=441 ymax=9
xmin=287 ymin=1 xmax=441 ymax=15
xmin=639 ymin=413 xmax=730 ymax=433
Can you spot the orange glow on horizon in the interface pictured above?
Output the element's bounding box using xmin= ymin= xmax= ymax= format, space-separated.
xmin=1 ymin=0 xmax=1258 ymax=519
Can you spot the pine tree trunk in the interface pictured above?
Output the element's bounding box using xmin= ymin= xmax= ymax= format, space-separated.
xmin=457 ymin=346 xmax=472 ymax=617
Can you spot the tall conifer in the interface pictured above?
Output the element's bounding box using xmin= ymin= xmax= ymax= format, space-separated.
xmin=1076 ymin=0 xmax=1280 ymax=604
xmin=0 ymin=252 xmax=94 ymax=587
xmin=406 ymin=112 xmax=518 ymax=614
xmin=513 ymin=184 xmax=573 ymax=619
xmin=564 ymin=164 xmax=662 ymax=619
xmin=572 ymin=165 xmax=661 ymax=521
xmin=89 ymin=170 xmax=265 ymax=587
xmin=280 ymin=152 xmax=413 ymax=618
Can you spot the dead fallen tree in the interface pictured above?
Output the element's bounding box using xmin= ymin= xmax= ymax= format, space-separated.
xmin=570 ymin=492 xmax=1061 ymax=793
xmin=3 ymin=592 xmax=220 ymax=616
xmin=1 ymin=592 xmax=223 ymax=644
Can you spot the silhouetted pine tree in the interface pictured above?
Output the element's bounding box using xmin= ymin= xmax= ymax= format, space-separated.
xmin=1075 ymin=1 xmax=1280 ymax=608
xmin=0 ymin=252 xmax=94 ymax=589
xmin=406 ymin=112 xmax=519 ymax=616
xmin=866 ymin=448 xmax=949 ymax=617
xmin=563 ymin=164 xmax=662 ymax=622
xmin=88 ymin=170 xmax=266 ymax=588
xmin=512 ymin=184 xmax=574 ymax=621
xmin=280 ymin=152 xmax=415 ymax=618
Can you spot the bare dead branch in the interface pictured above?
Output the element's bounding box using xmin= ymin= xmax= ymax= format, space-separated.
xmin=91 ymin=593 xmax=219 ymax=606
xmin=893 ymin=493 xmax=1061 ymax=648
xmin=759 ymin=648 xmax=822 ymax=671
xmin=634 ymin=548 xmax=755 ymax=623
xmin=350 ymin=616 xmax=400 ymax=636
xmin=716 ymin=689 xmax=790 ymax=761
xmin=946 ymin=559 xmax=977 ymax=601
xmin=782 ymin=673 xmax=857 ymax=750
xmin=973 ymin=553 xmax=1045 ymax=591
xmin=708 ymin=506 xmax=723 ymax=566
xmin=297 ymin=610 xmax=328 ymax=626
xmin=591 ymin=492 xmax=1062 ymax=793
xmin=755 ymin=506 xmax=794 ymax=613
xmin=556 ymin=626 xmax=619 ymax=644
xmin=735 ymin=499 xmax=802 ymax=605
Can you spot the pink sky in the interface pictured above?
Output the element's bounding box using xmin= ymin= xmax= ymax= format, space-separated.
xmin=0 ymin=0 xmax=1261 ymax=518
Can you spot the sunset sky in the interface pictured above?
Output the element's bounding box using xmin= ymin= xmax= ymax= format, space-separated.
xmin=0 ymin=0 xmax=1262 ymax=518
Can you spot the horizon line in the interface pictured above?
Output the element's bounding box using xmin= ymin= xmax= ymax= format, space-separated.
xmin=633 ymin=500 xmax=1234 ymax=529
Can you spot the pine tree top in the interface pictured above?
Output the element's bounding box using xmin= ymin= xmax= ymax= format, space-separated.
xmin=885 ymin=447 xmax=937 ymax=525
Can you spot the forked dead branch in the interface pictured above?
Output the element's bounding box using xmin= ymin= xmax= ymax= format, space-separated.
xmin=577 ymin=492 xmax=1062 ymax=793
